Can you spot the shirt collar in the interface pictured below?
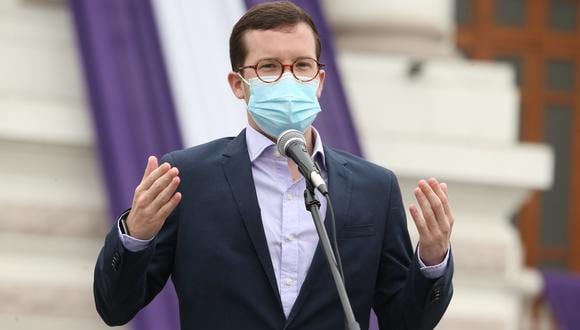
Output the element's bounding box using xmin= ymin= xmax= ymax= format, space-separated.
xmin=245 ymin=125 xmax=326 ymax=170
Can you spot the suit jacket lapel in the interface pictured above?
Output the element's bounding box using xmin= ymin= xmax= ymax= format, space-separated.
xmin=221 ymin=129 xmax=283 ymax=310
xmin=285 ymin=146 xmax=352 ymax=326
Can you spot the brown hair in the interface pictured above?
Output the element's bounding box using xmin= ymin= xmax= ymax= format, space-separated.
xmin=229 ymin=1 xmax=322 ymax=71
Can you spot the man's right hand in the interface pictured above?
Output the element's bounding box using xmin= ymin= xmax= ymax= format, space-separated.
xmin=126 ymin=156 xmax=182 ymax=240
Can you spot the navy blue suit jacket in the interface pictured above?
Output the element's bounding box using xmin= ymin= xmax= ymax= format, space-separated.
xmin=94 ymin=130 xmax=453 ymax=329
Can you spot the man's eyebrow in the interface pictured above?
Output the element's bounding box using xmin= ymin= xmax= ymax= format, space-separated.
xmin=256 ymin=56 xmax=314 ymax=62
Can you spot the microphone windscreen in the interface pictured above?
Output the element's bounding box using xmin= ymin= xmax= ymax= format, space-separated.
xmin=276 ymin=129 xmax=305 ymax=156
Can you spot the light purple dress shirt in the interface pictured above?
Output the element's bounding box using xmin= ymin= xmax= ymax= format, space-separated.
xmin=119 ymin=126 xmax=449 ymax=317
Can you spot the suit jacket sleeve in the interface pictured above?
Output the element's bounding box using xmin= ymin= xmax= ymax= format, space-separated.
xmin=93 ymin=154 xmax=180 ymax=326
xmin=373 ymin=171 xmax=453 ymax=330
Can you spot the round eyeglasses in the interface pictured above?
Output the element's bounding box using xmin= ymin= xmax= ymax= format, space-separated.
xmin=237 ymin=58 xmax=325 ymax=83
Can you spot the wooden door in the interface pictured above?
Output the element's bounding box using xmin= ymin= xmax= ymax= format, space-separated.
xmin=455 ymin=0 xmax=580 ymax=271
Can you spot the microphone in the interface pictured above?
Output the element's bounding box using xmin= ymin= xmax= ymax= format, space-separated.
xmin=276 ymin=130 xmax=328 ymax=195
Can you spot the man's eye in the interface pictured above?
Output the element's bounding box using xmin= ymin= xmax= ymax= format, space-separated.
xmin=259 ymin=63 xmax=277 ymax=70
xmin=295 ymin=61 xmax=313 ymax=69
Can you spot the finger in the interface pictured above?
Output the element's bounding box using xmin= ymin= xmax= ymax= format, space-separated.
xmin=414 ymin=185 xmax=439 ymax=234
xmin=430 ymin=180 xmax=452 ymax=219
xmin=156 ymin=192 xmax=182 ymax=221
xmin=151 ymin=175 xmax=181 ymax=210
xmin=409 ymin=204 xmax=429 ymax=239
xmin=440 ymin=182 xmax=448 ymax=195
xmin=144 ymin=167 xmax=180 ymax=203
xmin=140 ymin=162 xmax=172 ymax=191
xmin=135 ymin=157 xmax=160 ymax=196
xmin=421 ymin=179 xmax=448 ymax=231
xmin=428 ymin=178 xmax=452 ymax=219
xmin=142 ymin=156 xmax=158 ymax=181
xmin=437 ymin=182 xmax=455 ymax=226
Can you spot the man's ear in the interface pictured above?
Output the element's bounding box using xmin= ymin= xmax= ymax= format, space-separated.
xmin=316 ymin=70 xmax=325 ymax=98
xmin=227 ymin=72 xmax=247 ymax=100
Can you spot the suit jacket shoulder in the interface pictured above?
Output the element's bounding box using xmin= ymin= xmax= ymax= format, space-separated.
xmin=323 ymin=145 xmax=399 ymax=199
xmin=162 ymin=135 xmax=237 ymax=168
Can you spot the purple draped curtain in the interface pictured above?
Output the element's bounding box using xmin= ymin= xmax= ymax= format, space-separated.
xmin=543 ymin=272 xmax=580 ymax=329
xmin=245 ymin=0 xmax=363 ymax=157
xmin=69 ymin=0 xmax=181 ymax=329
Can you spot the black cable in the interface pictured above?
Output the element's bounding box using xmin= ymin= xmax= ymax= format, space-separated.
xmin=325 ymin=194 xmax=344 ymax=281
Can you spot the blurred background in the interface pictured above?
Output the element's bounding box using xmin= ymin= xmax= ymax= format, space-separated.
xmin=0 ymin=0 xmax=577 ymax=329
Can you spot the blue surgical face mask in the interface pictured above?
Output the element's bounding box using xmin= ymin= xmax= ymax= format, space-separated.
xmin=241 ymin=73 xmax=322 ymax=138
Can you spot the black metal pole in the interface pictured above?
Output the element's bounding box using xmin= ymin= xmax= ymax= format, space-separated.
xmin=304 ymin=186 xmax=360 ymax=330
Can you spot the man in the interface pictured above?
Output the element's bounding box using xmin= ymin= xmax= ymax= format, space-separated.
xmin=94 ymin=2 xmax=454 ymax=329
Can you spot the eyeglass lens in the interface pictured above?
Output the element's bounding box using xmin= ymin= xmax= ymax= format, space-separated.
xmin=256 ymin=58 xmax=319 ymax=82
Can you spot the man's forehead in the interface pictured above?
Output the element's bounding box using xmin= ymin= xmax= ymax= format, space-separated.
xmin=242 ymin=23 xmax=317 ymax=60
xmin=244 ymin=22 xmax=311 ymax=38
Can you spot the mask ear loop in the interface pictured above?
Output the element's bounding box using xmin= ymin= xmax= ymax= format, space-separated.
xmin=237 ymin=72 xmax=251 ymax=86
xmin=237 ymin=72 xmax=252 ymax=103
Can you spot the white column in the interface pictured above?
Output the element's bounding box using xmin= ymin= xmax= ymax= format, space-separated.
xmin=322 ymin=1 xmax=554 ymax=329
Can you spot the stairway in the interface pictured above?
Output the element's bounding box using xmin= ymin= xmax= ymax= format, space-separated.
xmin=0 ymin=0 xmax=126 ymax=328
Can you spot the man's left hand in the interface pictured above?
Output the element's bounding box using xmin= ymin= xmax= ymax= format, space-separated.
xmin=409 ymin=178 xmax=455 ymax=266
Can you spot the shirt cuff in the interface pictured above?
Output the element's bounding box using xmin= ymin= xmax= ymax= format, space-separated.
xmin=116 ymin=211 xmax=153 ymax=252
xmin=417 ymin=245 xmax=450 ymax=279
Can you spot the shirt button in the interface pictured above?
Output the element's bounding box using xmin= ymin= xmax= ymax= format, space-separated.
xmin=287 ymin=193 xmax=293 ymax=200
xmin=287 ymin=234 xmax=296 ymax=242
xmin=285 ymin=278 xmax=294 ymax=286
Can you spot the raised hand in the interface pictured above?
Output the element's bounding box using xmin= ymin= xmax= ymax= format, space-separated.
xmin=126 ymin=156 xmax=182 ymax=240
xmin=409 ymin=178 xmax=454 ymax=266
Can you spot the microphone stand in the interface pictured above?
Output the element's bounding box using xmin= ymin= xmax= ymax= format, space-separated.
xmin=304 ymin=181 xmax=360 ymax=330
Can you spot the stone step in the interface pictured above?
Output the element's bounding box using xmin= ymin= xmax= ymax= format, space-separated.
xmin=376 ymin=140 xmax=552 ymax=191
xmin=0 ymin=314 xmax=125 ymax=330
xmin=339 ymin=53 xmax=520 ymax=144
xmin=0 ymin=232 xmax=122 ymax=329
xmin=321 ymin=0 xmax=455 ymax=56
xmin=438 ymin=275 xmax=548 ymax=330
xmin=0 ymin=140 xmax=107 ymax=214
xmin=405 ymin=220 xmax=525 ymax=278
xmin=439 ymin=286 xmax=522 ymax=330
xmin=0 ymin=202 xmax=109 ymax=238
